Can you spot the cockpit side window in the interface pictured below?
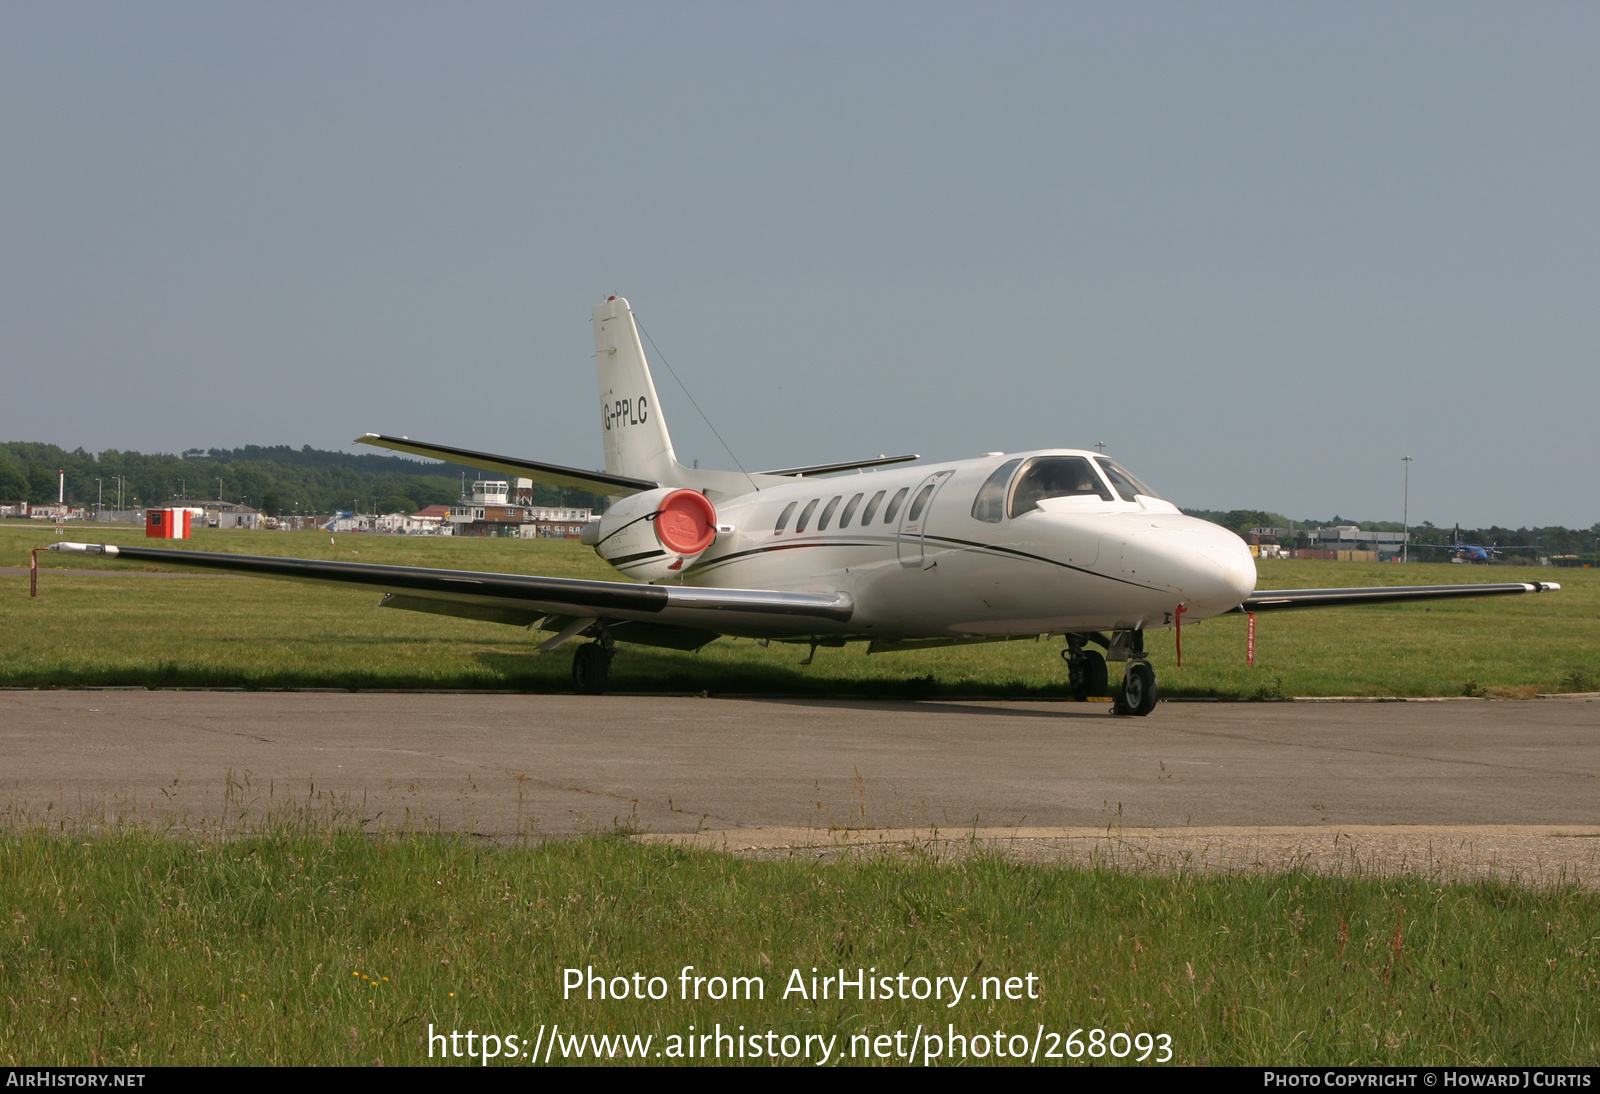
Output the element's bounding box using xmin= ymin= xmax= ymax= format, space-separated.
xmin=1008 ymin=456 xmax=1113 ymax=518
xmin=1094 ymin=457 xmax=1160 ymax=502
xmin=971 ymin=458 xmax=1023 ymax=523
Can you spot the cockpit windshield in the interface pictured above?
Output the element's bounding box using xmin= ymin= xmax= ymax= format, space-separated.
xmin=1094 ymin=457 xmax=1160 ymax=502
xmin=1008 ymin=456 xmax=1112 ymax=517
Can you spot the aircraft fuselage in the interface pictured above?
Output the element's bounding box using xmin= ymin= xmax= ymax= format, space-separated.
xmin=611 ymin=449 xmax=1257 ymax=642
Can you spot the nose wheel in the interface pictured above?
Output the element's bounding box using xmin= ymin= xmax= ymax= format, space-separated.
xmin=571 ymin=642 xmax=615 ymax=695
xmin=1113 ymin=661 xmax=1158 ymax=717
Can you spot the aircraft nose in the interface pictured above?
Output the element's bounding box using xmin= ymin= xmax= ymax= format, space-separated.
xmin=1117 ymin=517 xmax=1257 ymax=613
xmin=1204 ymin=526 xmax=1259 ymax=608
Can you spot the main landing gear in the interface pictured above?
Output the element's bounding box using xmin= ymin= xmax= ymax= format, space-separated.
xmin=571 ymin=638 xmax=615 ymax=695
xmin=1062 ymin=635 xmax=1108 ymax=701
xmin=1063 ymin=630 xmax=1159 ymax=716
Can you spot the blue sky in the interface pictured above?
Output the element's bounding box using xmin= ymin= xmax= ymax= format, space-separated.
xmin=2 ymin=2 xmax=1595 ymax=527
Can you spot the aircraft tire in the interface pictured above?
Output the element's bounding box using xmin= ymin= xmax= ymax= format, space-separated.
xmin=1069 ymin=650 xmax=1108 ymax=701
xmin=1113 ymin=662 xmax=1158 ymax=717
xmin=571 ymin=643 xmax=613 ymax=695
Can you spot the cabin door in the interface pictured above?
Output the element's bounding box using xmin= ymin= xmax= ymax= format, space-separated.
xmin=896 ymin=470 xmax=954 ymax=569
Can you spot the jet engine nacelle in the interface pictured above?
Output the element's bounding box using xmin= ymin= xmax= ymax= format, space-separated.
xmin=586 ymin=487 xmax=718 ymax=582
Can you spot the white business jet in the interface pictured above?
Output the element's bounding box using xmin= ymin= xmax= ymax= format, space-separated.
xmin=50 ymin=297 xmax=1560 ymax=715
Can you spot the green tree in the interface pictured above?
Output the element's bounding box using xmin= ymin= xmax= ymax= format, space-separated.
xmin=376 ymin=494 xmax=417 ymax=515
xmin=261 ymin=491 xmax=282 ymax=517
xmin=0 ymin=458 xmax=26 ymax=500
xmin=27 ymin=465 xmax=58 ymax=504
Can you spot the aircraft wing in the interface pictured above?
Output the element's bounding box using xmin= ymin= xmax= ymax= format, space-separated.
xmin=46 ymin=543 xmax=854 ymax=647
xmin=1242 ymin=581 xmax=1560 ymax=612
xmin=354 ymin=433 xmax=657 ymax=497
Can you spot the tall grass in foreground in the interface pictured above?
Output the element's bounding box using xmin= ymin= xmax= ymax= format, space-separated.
xmin=1 ymin=830 xmax=1595 ymax=1066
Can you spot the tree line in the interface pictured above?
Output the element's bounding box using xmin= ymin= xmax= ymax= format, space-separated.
xmin=0 ymin=442 xmax=606 ymax=516
xmin=1183 ymin=508 xmax=1600 ymax=557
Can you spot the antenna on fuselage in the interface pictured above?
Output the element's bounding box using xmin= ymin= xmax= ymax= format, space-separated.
xmin=635 ymin=317 xmax=759 ymax=494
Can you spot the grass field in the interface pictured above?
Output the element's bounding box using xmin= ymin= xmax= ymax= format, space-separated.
xmin=5 ymin=522 xmax=1595 ymax=697
xmin=7 ymin=524 xmax=1598 ymax=1068
xmin=2 ymin=829 xmax=1596 ymax=1067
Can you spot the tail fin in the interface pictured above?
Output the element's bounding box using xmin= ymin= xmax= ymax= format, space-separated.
xmin=591 ymin=297 xmax=763 ymax=499
xmin=594 ymin=296 xmax=683 ymax=486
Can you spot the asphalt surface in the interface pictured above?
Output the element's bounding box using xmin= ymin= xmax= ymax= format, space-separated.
xmin=3 ymin=690 xmax=1596 ymax=837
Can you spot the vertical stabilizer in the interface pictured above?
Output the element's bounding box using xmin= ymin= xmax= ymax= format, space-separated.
xmin=594 ymin=296 xmax=681 ymax=486
xmin=592 ymin=297 xmax=765 ymax=499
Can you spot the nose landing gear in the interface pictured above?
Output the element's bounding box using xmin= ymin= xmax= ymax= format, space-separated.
xmin=1063 ymin=629 xmax=1159 ymax=716
xmin=1114 ymin=660 xmax=1158 ymax=717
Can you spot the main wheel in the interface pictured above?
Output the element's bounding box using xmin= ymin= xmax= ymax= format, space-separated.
xmin=1112 ymin=661 xmax=1158 ymax=717
xmin=571 ymin=643 xmax=613 ymax=695
xmin=1068 ymin=649 xmax=1108 ymax=701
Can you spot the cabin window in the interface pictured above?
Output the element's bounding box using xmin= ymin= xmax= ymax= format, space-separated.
xmin=794 ymin=498 xmax=820 ymax=533
xmin=1008 ymin=456 xmax=1113 ymax=517
xmin=774 ymin=500 xmax=797 ymax=534
xmin=971 ymin=458 xmax=1024 ymax=522
xmin=839 ymin=493 xmax=864 ymax=528
xmin=817 ymin=495 xmax=842 ymax=530
xmin=1094 ymin=457 xmax=1161 ymax=502
xmin=907 ymin=483 xmax=936 ymax=523
xmin=860 ymin=490 xmax=886 ymax=526
xmin=883 ymin=487 xmax=911 ymax=524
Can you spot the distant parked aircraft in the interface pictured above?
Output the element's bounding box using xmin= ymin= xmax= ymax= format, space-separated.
xmin=1415 ymin=525 xmax=1542 ymax=564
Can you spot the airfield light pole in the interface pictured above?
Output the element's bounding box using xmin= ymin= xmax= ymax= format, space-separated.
xmin=1401 ymin=456 xmax=1413 ymax=563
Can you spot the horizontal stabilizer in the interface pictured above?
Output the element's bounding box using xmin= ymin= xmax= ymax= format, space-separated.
xmin=761 ymin=454 xmax=928 ymax=479
xmin=759 ymin=454 xmax=921 ymax=477
xmin=355 ymin=433 xmax=657 ymax=496
xmin=1242 ymin=582 xmax=1559 ymax=612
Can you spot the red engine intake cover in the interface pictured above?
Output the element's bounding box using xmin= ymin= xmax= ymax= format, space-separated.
xmin=654 ymin=489 xmax=717 ymax=555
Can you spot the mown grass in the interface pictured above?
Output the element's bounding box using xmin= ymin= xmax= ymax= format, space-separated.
xmin=5 ymin=523 xmax=1596 ymax=697
xmin=1 ymin=828 xmax=1595 ymax=1066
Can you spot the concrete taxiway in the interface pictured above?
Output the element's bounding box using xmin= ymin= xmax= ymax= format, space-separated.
xmin=4 ymin=691 xmax=1596 ymax=861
